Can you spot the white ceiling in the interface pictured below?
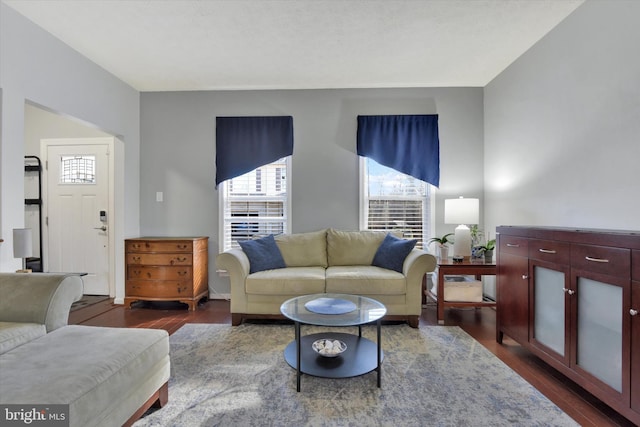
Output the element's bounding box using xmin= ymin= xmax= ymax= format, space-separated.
xmin=3 ymin=0 xmax=584 ymax=92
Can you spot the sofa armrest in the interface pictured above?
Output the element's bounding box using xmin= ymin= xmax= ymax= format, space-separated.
xmin=0 ymin=273 xmax=83 ymax=332
xmin=403 ymin=249 xmax=437 ymax=314
xmin=216 ymin=249 xmax=250 ymax=313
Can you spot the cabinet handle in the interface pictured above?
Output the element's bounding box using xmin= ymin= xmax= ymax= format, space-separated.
xmin=539 ymin=249 xmax=556 ymax=254
xmin=585 ymin=256 xmax=609 ymax=263
xmin=522 ymin=275 xmax=529 ymax=280
xmin=562 ymin=288 xmax=576 ymax=295
xmin=507 ymin=244 xmax=520 ymax=248
xmin=631 ymin=309 xmax=638 ymax=316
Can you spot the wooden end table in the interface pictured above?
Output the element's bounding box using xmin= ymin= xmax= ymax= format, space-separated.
xmin=425 ymin=258 xmax=497 ymax=325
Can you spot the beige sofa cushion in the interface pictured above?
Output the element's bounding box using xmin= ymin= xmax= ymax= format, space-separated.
xmin=0 ymin=325 xmax=170 ymax=427
xmin=0 ymin=273 xmax=83 ymax=332
xmin=245 ymin=267 xmax=326 ymax=295
xmin=325 ymin=266 xmax=406 ymax=295
xmin=0 ymin=322 xmax=46 ymax=355
xmin=275 ymin=229 xmax=328 ymax=268
xmin=326 ymin=229 xmax=388 ymax=266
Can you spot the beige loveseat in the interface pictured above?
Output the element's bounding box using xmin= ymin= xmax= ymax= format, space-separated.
xmin=216 ymin=229 xmax=437 ymax=328
xmin=0 ymin=273 xmax=170 ymax=427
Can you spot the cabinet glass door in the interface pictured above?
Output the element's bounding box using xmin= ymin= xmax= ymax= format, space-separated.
xmin=533 ymin=266 xmax=566 ymax=356
xmin=576 ymin=277 xmax=622 ymax=392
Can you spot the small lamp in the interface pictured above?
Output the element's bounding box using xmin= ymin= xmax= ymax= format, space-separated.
xmin=444 ymin=197 xmax=479 ymax=259
xmin=13 ymin=228 xmax=33 ymax=273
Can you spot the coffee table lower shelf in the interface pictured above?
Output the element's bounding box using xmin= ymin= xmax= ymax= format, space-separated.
xmin=284 ymin=332 xmax=383 ymax=386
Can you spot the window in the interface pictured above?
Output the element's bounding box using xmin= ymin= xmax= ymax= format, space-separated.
xmin=360 ymin=157 xmax=434 ymax=249
xmin=60 ymin=155 xmax=96 ymax=184
xmin=220 ymin=157 xmax=291 ymax=252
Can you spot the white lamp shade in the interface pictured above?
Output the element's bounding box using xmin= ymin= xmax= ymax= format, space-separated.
xmin=13 ymin=228 xmax=33 ymax=259
xmin=444 ymin=198 xmax=479 ymax=225
xmin=444 ymin=198 xmax=479 ymax=258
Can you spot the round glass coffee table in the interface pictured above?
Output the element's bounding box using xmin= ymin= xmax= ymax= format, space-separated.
xmin=280 ymin=293 xmax=387 ymax=392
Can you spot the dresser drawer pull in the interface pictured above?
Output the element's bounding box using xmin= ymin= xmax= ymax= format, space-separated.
xmin=585 ymin=256 xmax=609 ymax=263
xmin=177 ymin=244 xmax=189 ymax=250
xmin=178 ymin=271 xmax=188 ymax=277
xmin=506 ymin=243 xmax=520 ymax=248
xmin=539 ymin=249 xmax=556 ymax=254
xmin=132 ymin=256 xmax=141 ymax=262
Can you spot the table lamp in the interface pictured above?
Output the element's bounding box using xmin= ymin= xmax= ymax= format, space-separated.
xmin=13 ymin=228 xmax=33 ymax=273
xmin=444 ymin=197 xmax=479 ymax=259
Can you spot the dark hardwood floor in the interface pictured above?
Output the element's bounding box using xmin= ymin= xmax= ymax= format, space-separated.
xmin=69 ymin=298 xmax=635 ymax=427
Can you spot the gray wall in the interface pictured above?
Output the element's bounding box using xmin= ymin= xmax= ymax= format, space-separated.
xmin=22 ymin=104 xmax=111 ymax=256
xmin=0 ymin=4 xmax=140 ymax=301
xmin=141 ymin=88 xmax=484 ymax=295
xmin=484 ymin=0 xmax=640 ymax=236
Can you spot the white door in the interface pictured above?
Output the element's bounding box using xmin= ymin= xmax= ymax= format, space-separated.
xmin=46 ymin=141 xmax=111 ymax=295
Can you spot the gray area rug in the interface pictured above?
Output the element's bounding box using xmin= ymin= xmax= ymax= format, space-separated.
xmin=134 ymin=323 xmax=578 ymax=427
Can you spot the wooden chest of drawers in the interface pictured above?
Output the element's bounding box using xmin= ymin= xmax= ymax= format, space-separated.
xmin=124 ymin=237 xmax=209 ymax=310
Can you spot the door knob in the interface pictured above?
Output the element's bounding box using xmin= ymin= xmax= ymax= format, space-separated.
xmin=94 ymin=225 xmax=107 ymax=232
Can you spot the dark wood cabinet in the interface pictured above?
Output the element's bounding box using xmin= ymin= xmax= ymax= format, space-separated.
xmin=528 ymin=239 xmax=571 ymax=367
xmin=124 ymin=237 xmax=209 ymax=310
xmin=631 ymin=250 xmax=640 ymax=414
xmin=496 ymin=235 xmax=529 ymax=344
xmin=496 ymin=226 xmax=640 ymax=426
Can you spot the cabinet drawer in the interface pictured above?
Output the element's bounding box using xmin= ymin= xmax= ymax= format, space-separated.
xmin=571 ymin=244 xmax=630 ymax=278
xmin=126 ymin=280 xmax=193 ymax=298
xmin=127 ymin=266 xmax=192 ymax=280
xmin=529 ymin=239 xmax=570 ymax=264
xmin=127 ymin=253 xmax=192 ymax=266
xmin=499 ymin=235 xmax=528 ymax=257
xmin=126 ymin=240 xmax=193 ymax=253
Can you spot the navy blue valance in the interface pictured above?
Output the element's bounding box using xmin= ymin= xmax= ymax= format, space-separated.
xmin=216 ymin=116 xmax=293 ymax=186
xmin=357 ymin=115 xmax=440 ymax=187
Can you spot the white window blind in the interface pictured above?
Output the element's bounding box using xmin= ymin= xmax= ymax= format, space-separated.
xmin=361 ymin=158 xmax=431 ymax=249
xmin=220 ymin=157 xmax=290 ymax=252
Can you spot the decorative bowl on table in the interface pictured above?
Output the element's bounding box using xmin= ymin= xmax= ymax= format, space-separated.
xmin=312 ymin=339 xmax=347 ymax=357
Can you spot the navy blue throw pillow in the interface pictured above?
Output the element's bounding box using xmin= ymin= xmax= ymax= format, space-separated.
xmin=372 ymin=233 xmax=418 ymax=273
xmin=238 ymin=234 xmax=286 ymax=274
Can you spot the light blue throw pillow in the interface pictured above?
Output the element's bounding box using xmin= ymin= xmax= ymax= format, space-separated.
xmin=372 ymin=233 xmax=417 ymax=273
xmin=239 ymin=234 xmax=286 ymax=273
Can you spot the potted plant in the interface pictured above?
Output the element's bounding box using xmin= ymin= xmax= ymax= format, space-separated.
xmin=427 ymin=233 xmax=454 ymax=260
xmin=476 ymin=239 xmax=496 ymax=262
